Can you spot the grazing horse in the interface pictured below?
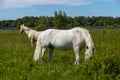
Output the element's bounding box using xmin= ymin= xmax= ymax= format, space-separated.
xmin=33 ymin=27 xmax=95 ymax=65
xmin=19 ymin=24 xmax=41 ymax=47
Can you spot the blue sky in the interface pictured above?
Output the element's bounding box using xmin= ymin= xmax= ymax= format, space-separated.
xmin=0 ymin=0 xmax=120 ymax=20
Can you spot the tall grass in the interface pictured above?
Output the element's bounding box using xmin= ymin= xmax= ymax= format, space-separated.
xmin=0 ymin=30 xmax=120 ymax=80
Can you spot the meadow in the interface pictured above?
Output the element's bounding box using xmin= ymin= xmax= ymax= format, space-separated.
xmin=0 ymin=29 xmax=120 ymax=80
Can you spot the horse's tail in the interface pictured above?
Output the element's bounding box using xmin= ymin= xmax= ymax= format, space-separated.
xmin=33 ymin=36 xmax=42 ymax=61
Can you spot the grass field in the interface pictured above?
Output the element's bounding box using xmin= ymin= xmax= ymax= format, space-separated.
xmin=0 ymin=29 xmax=120 ymax=80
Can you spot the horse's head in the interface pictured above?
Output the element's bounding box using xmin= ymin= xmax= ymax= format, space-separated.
xmin=19 ymin=24 xmax=24 ymax=33
xmin=85 ymin=35 xmax=95 ymax=60
xmin=85 ymin=45 xmax=95 ymax=60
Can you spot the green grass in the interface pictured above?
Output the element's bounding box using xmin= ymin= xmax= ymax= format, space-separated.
xmin=0 ymin=29 xmax=120 ymax=80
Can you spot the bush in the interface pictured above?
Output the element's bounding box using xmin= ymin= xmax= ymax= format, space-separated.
xmin=75 ymin=52 xmax=120 ymax=80
xmin=60 ymin=50 xmax=120 ymax=80
xmin=106 ymin=25 xmax=114 ymax=29
xmin=35 ymin=24 xmax=47 ymax=31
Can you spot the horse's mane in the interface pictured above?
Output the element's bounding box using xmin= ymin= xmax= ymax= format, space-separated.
xmin=21 ymin=25 xmax=32 ymax=30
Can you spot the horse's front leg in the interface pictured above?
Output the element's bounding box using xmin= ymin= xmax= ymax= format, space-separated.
xmin=49 ymin=47 xmax=54 ymax=63
xmin=73 ymin=46 xmax=80 ymax=65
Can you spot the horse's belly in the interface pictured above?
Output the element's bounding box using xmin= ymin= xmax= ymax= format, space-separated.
xmin=52 ymin=39 xmax=73 ymax=50
xmin=53 ymin=43 xmax=73 ymax=50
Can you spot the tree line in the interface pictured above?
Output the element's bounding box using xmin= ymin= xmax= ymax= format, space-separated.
xmin=0 ymin=11 xmax=120 ymax=30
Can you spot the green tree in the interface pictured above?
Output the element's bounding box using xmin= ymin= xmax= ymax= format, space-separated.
xmin=1 ymin=12 xmax=120 ymax=29
xmin=53 ymin=10 xmax=69 ymax=29
xmin=35 ymin=24 xmax=47 ymax=31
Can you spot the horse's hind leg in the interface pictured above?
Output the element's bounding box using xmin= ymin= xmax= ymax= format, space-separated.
xmin=40 ymin=48 xmax=46 ymax=63
xmin=33 ymin=39 xmax=41 ymax=61
xmin=34 ymin=39 xmax=46 ymax=63
xmin=73 ymin=46 xmax=80 ymax=65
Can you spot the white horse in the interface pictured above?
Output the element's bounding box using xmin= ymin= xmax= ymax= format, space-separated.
xmin=19 ymin=24 xmax=41 ymax=47
xmin=33 ymin=27 xmax=95 ymax=65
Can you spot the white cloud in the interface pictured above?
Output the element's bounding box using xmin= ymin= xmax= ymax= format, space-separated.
xmin=1 ymin=0 xmax=93 ymax=8
xmin=0 ymin=0 xmax=4 ymax=7
xmin=1 ymin=0 xmax=116 ymax=9
xmin=100 ymin=0 xmax=116 ymax=2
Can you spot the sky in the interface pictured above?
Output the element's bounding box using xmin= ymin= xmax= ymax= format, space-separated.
xmin=0 ymin=0 xmax=120 ymax=20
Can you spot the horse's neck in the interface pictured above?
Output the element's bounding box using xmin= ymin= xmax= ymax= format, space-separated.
xmin=24 ymin=28 xmax=32 ymax=36
xmin=85 ymin=34 xmax=94 ymax=48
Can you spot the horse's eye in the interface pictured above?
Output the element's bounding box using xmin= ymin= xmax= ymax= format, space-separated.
xmin=92 ymin=48 xmax=94 ymax=51
xmin=86 ymin=46 xmax=89 ymax=49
